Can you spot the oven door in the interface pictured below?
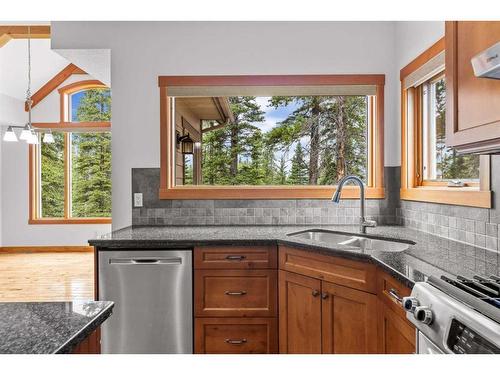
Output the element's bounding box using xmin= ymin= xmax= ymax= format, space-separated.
xmin=417 ymin=331 xmax=444 ymax=354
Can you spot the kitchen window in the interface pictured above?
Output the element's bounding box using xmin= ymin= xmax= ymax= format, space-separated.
xmin=158 ymin=75 xmax=385 ymax=200
xmin=400 ymin=38 xmax=491 ymax=208
xmin=29 ymin=81 xmax=112 ymax=224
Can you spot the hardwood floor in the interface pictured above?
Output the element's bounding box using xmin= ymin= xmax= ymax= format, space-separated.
xmin=0 ymin=251 xmax=94 ymax=302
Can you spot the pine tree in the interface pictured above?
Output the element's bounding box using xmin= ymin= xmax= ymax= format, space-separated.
xmin=71 ymin=89 xmax=112 ymax=217
xmin=288 ymin=143 xmax=308 ymax=185
xmin=40 ymin=132 xmax=65 ymax=217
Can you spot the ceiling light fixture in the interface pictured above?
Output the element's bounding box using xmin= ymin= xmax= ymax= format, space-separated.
xmin=1 ymin=26 xmax=54 ymax=145
xmin=43 ymin=130 xmax=55 ymax=144
xmin=3 ymin=127 xmax=18 ymax=142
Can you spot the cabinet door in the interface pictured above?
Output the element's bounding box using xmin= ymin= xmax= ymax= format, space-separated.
xmin=279 ymin=270 xmax=322 ymax=353
xmin=321 ymin=281 xmax=378 ymax=354
xmin=378 ymin=301 xmax=416 ymax=354
xmin=446 ymin=21 xmax=500 ymax=153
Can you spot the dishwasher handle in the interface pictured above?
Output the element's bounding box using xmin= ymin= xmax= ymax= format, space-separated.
xmin=109 ymin=257 xmax=183 ymax=265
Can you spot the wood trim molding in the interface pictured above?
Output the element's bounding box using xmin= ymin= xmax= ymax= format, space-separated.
xmin=159 ymin=74 xmax=385 ymax=87
xmin=28 ymin=218 xmax=112 ymax=225
xmin=400 ymin=37 xmax=445 ymax=81
xmin=0 ymin=246 xmax=93 ymax=254
xmin=0 ymin=26 xmax=50 ymax=48
xmin=25 ymin=64 xmax=87 ymax=111
xmin=159 ymin=74 xmax=385 ymax=200
xmin=160 ymin=186 xmax=385 ymax=200
xmin=400 ymin=36 xmax=491 ymax=208
xmin=400 ymin=188 xmax=491 ymax=209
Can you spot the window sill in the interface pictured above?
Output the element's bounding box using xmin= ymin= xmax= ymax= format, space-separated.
xmin=400 ymin=187 xmax=491 ymax=208
xmin=29 ymin=218 xmax=112 ymax=225
xmin=159 ymin=185 xmax=385 ymax=200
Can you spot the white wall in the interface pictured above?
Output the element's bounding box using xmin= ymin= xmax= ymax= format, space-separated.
xmin=0 ymin=81 xmax=111 ymax=246
xmin=51 ymin=21 xmax=400 ymax=230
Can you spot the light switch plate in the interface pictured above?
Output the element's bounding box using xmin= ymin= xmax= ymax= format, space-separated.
xmin=133 ymin=193 xmax=143 ymax=207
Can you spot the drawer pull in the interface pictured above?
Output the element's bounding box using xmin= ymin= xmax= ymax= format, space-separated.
xmin=312 ymin=289 xmax=320 ymax=297
xmin=225 ymin=290 xmax=247 ymax=296
xmin=388 ymin=288 xmax=403 ymax=305
xmin=321 ymin=292 xmax=329 ymax=300
xmin=225 ymin=338 xmax=247 ymax=345
xmin=226 ymin=255 xmax=246 ymax=261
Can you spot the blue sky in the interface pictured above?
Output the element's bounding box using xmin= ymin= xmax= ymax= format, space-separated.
xmin=71 ymin=91 xmax=85 ymax=121
xmin=253 ymin=96 xmax=299 ymax=132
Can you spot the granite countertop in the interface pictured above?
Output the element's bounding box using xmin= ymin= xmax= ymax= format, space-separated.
xmin=89 ymin=225 xmax=500 ymax=289
xmin=0 ymin=301 xmax=114 ymax=354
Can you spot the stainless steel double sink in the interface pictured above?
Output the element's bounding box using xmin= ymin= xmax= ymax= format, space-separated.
xmin=287 ymin=229 xmax=415 ymax=252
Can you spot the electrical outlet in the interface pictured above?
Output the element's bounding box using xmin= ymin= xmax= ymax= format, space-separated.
xmin=133 ymin=193 xmax=143 ymax=207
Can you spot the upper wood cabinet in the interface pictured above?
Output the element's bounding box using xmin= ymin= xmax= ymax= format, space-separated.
xmin=446 ymin=21 xmax=500 ymax=153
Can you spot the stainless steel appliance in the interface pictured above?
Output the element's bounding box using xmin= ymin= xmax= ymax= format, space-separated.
xmin=99 ymin=250 xmax=192 ymax=354
xmin=403 ymin=275 xmax=500 ymax=354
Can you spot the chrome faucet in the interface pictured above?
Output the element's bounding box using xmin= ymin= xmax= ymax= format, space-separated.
xmin=332 ymin=175 xmax=377 ymax=234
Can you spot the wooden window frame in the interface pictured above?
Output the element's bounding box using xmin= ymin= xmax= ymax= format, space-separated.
xmin=400 ymin=38 xmax=491 ymax=208
xmin=29 ymin=80 xmax=112 ymax=224
xmin=158 ymin=75 xmax=385 ymax=200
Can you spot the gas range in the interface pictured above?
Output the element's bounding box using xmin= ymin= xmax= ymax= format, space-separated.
xmin=403 ymin=274 xmax=500 ymax=354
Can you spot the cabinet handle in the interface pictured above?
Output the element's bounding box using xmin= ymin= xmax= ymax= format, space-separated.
xmin=225 ymin=290 xmax=247 ymax=296
xmin=388 ymin=288 xmax=403 ymax=305
xmin=225 ymin=338 xmax=247 ymax=345
xmin=312 ymin=289 xmax=320 ymax=297
xmin=225 ymin=255 xmax=246 ymax=261
xmin=321 ymin=292 xmax=329 ymax=300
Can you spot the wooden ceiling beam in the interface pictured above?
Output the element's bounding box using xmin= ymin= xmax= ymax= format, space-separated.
xmin=0 ymin=33 xmax=12 ymax=48
xmin=25 ymin=63 xmax=88 ymax=111
xmin=0 ymin=25 xmax=51 ymax=39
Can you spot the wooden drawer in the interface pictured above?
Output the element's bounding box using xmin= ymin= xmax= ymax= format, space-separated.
xmin=278 ymin=246 xmax=377 ymax=294
xmin=194 ymin=245 xmax=277 ymax=269
xmin=377 ymin=268 xmax=412 ymax=319
xmin=195 ymin=269 xmax=277 ymax=317
xmin=195 ymin=318 xmax=278 ymax=354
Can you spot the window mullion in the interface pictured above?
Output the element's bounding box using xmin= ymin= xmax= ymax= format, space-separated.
xmin=64 ymin=132 xmax=71 ymax=219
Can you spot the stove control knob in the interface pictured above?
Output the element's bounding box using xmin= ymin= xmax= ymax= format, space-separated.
xmin=402 ymin=297 xmax=419 ymax=313
xmin=414 ymin=306 xmax=433 ymax=325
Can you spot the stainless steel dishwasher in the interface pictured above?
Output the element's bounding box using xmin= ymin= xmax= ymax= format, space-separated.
xmin=98 ymin=250 xmax=192 ymax=353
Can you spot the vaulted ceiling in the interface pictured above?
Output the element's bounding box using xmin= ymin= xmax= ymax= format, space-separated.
xmin=0 ymin=38 xmax=70 ymax=100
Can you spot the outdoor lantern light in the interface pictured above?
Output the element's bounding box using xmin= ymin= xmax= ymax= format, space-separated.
xmin=177 ymin=132 xmax=195 ymax=154
xmin=3 ymin=127 xmax=18 ymax=142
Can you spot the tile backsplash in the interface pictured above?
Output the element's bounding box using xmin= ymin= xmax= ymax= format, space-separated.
xmin=131 ymin=168 xmax=397 ymax=226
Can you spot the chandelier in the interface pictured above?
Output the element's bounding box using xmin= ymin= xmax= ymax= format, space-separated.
xmin=2 ymin=26 xmax=54 ymax=145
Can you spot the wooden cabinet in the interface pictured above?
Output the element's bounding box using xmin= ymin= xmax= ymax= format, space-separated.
xmin=321 ymin=281 xmax=378 ymax=354
xmin=446 ymin=21 xmax=500 ymax=153
xmin=195 ymin=269 xmax=277 ymax=317
xmin=194 ymin=245 xmax=278 ymax=354
xmin=195 ymin=318 xmax=278 ymax=354
xmin=279 ymin=270 xmax=322 ymax=353
xmin=194 ymin=245 xmax=277 ymax=269
xmin=376 ymin=270 xmax=416 ymax=354
xmin=71 ymin=329 xmax=100 ymax=354
xmin=279 ymin=246 xmax=377 ymax=293
xmin=378 ymin=302 xmax=416 ymax=354
xmin=278 ymin=245 xmax=379 ymax=354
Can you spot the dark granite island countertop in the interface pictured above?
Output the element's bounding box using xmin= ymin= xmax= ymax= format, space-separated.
xmin=89 ymin=225 xmax=500 ymax=289
xmin=0 ymin=301 xmax=114 ymax=354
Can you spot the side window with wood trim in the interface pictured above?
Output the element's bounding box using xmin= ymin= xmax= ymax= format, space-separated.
xmin=30 ymin=80 xmax=112 ymax=224
xmin=400 ymin=38 xmax=490 ymax=208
